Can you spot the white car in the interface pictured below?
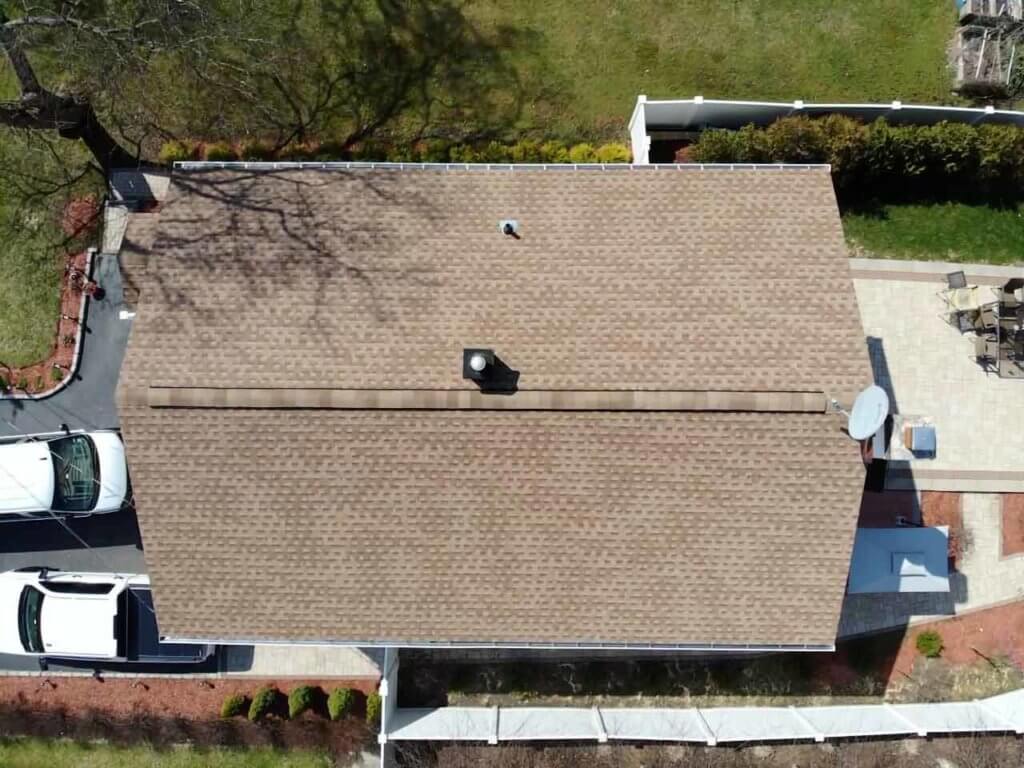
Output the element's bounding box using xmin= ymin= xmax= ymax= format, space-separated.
xmin=0 ymin=431 xmax=128 ymax=522
xmin=0 ymin=569 xmax=213 ymax=663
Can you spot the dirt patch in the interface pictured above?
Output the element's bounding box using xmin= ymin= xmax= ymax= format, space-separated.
xmin=423 ymin=738 xmax=1024 ymax=768
xmin=1002 ymin=494 xmax=1024 ymax=556
xmin=0 ymin=676 xmax=376 ymax=755
xmin=0 ymin=251 xmax=88 ymax=395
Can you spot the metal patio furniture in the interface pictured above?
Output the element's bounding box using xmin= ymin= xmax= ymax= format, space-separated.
xmin=973 ymin=335 xmax=999 ymax=372
xmin=946 ymin=270 xmax=968 ymax=289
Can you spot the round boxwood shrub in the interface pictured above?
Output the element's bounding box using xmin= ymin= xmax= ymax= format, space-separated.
xmin=220 ymin=693 xmax=246 ymax=718
xmin=287 ymin=685 xmax=316 ymax=719
xmin=595 ymin=142 xmax=631 ymax=163
xmin=158 ymin=139 xmax=197 ymax=165
xmin=366 ymin=690 xmax=382 ymax=727
xmin=327 ymin=687 xmax=356 ymax=721
xmin=248 ymin=685 xmax=278 ymax=721
xmin=915 ymin=629 xmax=943 ymax=658
xmin=568 ymin=143 xmax=597 ymax=163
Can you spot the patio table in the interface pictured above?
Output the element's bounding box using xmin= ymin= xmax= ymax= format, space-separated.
xmin=946 ymin=286 xmax=982 ymax=311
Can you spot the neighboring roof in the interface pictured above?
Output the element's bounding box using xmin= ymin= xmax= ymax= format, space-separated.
xmin=118 ymin=164 xmax=871 ymax=648
xmin=847 ymin=527 xmax=950 ymax=594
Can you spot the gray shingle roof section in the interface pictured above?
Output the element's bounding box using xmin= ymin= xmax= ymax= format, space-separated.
xmin=123 ymin=166 xmax=869 ymax=395
xmin=118 ymin=165 xmax=871 ymax=647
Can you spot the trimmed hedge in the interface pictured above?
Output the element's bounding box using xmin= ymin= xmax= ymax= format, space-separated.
xmin=287 ymin=685 xmax=316 ymax=719
xmin=157 ymin=138 xmax=632 ymax=165
xmin=690 ymin=116 xmax=1024 ymax=203
xmin=247 ymin=686 xmax=278 ymax=721
xmin=915 ymin=629 xmax=943 ymax=658
xmin=365 ymin=691 xmax=382 ymax=727
xmin=220 ymin=693 xmax=246 ymax=718
xmin=327 ymin=687 xmax=356 ymax=721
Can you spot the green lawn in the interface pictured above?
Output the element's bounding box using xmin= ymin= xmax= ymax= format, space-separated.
xmin=843 ymin=203 xmax=1024 ymax=265
xmin=0 ymin=740 xmax=332 ymax=768
xmin=0 ymin=198 xmax=63 ymax=368
xmin=467 ymin=0 xmax=957 ymax=137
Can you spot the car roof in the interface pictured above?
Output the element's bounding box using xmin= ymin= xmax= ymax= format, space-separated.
xmin=0 ymin=442 xmax=55 ymax=514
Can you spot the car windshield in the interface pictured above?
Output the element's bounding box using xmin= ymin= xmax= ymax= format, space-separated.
xmin=17 ymin=586 xmax=44 ymax=653
xmin=49 ymin=435 xmax=99 ymax=512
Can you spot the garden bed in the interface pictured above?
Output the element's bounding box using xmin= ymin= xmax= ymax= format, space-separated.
xmin=0 ymin=676 xmax=376 ymax=756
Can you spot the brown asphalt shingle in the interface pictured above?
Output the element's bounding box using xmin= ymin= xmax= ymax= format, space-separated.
xmin=119 ymin=165 xmax=871 ymax=648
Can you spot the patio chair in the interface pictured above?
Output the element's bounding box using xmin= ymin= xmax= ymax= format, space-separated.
xmin=978 ymin=303 xmax=999 ymax=330
xmin=1004 ymin=277 xmax=1024 ymax=293
xmin=946 ymin=270 xmax=968 ymax=289
xmin=973 ymin=336 xmax=999 ymax=372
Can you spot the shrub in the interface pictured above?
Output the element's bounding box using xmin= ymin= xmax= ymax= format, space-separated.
xmin=763 ymin=116 xmax=826 ymax=163
xmin=915 ymin=629 xmax=943 ymax=658
xmin=158 ymin=139 xmax=197 ymax=165
xmin=691 ymin=117 xmax=1024 ymax=202
xmin=448 ymin=144 xmax=479 ymax=163
xmin=287 ymin=685 xmax=316 ymax=719
xmin=365 ymin=690 xmax=382 ymax=727
xmin=34 ymin=376 xmax=44 ymax=390
xmin=239 ymin=139 xmax=277 ymax=161
xmin=220 ymin=693 xmax=246 ymax=718
xmin=16 ymin=377 xmax=28 ymax=391
xmin=204 ymin=142 xmax=238 ymax=161
xmin=327 ymin=687 xmax=355 ymax=721
xmin=248 ymin=686 xmax=278 ymax=721
xmin=51 ymin=367 xmax=63 ymax=383
xmin=278 ymin=142 xmax=319 ymax=161
xmin=510 ymin=139 xmax=542 ymax=163
xmin=418 ymin=139 xmax=452 ymax=163
xmin=568 ymin=143 xmax=597 ymax=163
xmin=539 ymin=140 xmax=570 ymax=163
xmin=595 ymin=142 xmax=631 ymax=163
xmin=689 ymin=128 xmax=741 ymax=163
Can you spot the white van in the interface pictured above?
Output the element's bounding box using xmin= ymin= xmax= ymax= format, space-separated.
xmin=0 ymin=431 xmax=129 ymax=521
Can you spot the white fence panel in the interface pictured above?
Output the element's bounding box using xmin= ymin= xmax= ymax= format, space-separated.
xmin=601 ymin=708 xmax=710 ymax=742
xmin=498 ymin=708 xmax=601 ymax=741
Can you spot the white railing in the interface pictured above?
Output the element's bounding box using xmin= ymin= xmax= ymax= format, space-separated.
xmin=382 ymin=689 xmax=1024 ymax=746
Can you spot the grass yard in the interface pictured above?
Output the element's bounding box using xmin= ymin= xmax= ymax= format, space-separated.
xmin=0 ymin=199 xmax=63 ymax=368
xmin=843 ymin=203 xmax=1024 ymax=265
xmin=0 ymin=740 xmax=332 ymax=768
xmin=467 ymin=0 xmax=957 ymax=138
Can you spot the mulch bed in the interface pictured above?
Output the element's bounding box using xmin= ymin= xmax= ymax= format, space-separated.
xmin=886 ymin=600 xmax=1024 ymax=677
xmin=1002 ymin=494 xmax=1024 ymax=557
xmin=0 ymin=251 xmax=88 ymax=396
xmin=0 ymin=676 xmax=376 ymax=754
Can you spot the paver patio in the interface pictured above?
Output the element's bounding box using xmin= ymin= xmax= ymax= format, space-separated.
xmin=852 ymin=269 xmax=1024 ymax=492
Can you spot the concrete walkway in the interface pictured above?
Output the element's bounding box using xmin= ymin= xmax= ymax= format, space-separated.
xmin=838 ymin=494 xmax=1024 ymax=637
xmin=0 ymin=251 xmax=132 ymax=438
xmin=222 ymin=645 xmax=383 ymax=678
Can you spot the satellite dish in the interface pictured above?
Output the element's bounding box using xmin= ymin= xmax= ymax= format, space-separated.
xmin=847 ymin=385 xmax=890 ymax=441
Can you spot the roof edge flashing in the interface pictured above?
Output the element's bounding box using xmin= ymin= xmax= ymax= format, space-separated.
xmin=172 ymin=160 xmax=831 ymax=173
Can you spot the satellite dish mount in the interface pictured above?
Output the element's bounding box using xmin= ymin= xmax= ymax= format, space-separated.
xmin=833 ymin=385 xmax=890 ymax=441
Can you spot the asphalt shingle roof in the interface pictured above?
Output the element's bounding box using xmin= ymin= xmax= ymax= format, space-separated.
xmin=119 ymin=165 xmax=870 ymax=648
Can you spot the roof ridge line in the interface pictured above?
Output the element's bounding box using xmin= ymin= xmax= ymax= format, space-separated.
xmin=129 ymin=386 xmax=828 ymax=413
